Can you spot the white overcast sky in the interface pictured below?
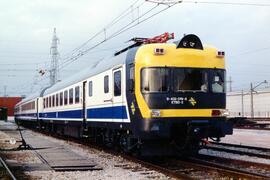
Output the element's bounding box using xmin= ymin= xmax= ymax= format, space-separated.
xmin=1 ymin=0 xmax=270 ymax=96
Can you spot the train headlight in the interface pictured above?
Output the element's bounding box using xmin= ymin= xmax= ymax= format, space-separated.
xmin=151 ymin=109 xmax=161 ymax=117
xmin=221 ymin=109 xmax=230 ymax=117
xmin=212 ymin=109 xmax=229 ymax=117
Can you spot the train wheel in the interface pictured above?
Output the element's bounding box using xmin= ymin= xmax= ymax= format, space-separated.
xmin=120 ymin=135 xmax=129 ymax=153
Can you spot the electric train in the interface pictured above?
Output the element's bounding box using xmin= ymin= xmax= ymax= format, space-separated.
xmin=15 ymin=33 xmax=233 ymax=156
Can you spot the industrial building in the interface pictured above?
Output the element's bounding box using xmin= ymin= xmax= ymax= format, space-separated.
xmin=227 ymin=89 xmax=270 ymax=118
xmin=0 ymin=97 xmax=22 ymax=119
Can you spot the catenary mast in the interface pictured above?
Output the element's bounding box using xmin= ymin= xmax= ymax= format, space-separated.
xmin=50 ymin=28 xmax=60 ymax=85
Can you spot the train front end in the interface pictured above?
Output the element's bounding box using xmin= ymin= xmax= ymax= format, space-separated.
xmin=127 ymin=34 xmax=233 ymax=154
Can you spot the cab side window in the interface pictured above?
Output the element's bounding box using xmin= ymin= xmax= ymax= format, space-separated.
xmin=114 ymin=71 xmax=121 ymax=96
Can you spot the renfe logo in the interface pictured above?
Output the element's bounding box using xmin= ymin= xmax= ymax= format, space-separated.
xmin=189 ymin=97 xmax=197 ymax=106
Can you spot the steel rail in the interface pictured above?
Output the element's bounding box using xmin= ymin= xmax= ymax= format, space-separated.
xmin=235 ymin=127 xmax=270 ymax=131
xmin=21 ymin=126 xmax=270 ymax=179
xmin=0 ymin=157 xmax=17 ymax=180
xmin=211 ymin=142 xmax=270 ymax=152
xmin=204 ymin=142 xmax=270 ymax=159
xmin=185 ymin=157 xmax=270 ymax=179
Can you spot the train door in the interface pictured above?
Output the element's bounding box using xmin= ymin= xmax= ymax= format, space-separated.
xmin=112 ymin=66 xmax=124 ymax=122
xmin=103 ymin=74 xmax=113 ymax=122
xmin=82 ymin=81 xmax=87 ymax=131
xmin=36 ymin=98 xmax=39 ymax=123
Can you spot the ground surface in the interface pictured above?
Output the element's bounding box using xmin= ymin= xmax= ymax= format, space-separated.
xmin=0 ymin=120 xmax=171 ymax=180
xmin=220 ymin=128 xmax=270 ymax=148
xmin=1 ymin=119 xmax=270 ymax=179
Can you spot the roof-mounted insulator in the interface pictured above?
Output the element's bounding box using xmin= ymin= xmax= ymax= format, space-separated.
xmin=114 ymin=32 xmax=174 ymax=56
xmin=130 ymin=32 xmax=174 ymax=44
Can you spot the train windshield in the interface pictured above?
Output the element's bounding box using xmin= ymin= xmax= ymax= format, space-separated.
xmin=141 ymin=68 xmax=169 ymax=92
xmin=211 ymin=69 xmax=225 ymax=93
xmin=141 ymin=68 xmax=225 ymax=93
xmin=173 ymin=68 xmax=208 ymax=92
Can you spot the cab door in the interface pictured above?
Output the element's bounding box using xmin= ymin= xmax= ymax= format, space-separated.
xmin=102 ymin=74 xmax=113 ymax=122
xmin=112 ymin=66 xmax=124 ymax=122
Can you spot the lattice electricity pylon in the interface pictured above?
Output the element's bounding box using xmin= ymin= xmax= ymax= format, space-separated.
xmin=50 ymin=28 xmax=60 ymax=85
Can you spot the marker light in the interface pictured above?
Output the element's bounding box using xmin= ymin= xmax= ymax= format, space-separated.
xmin=151 ymin=109 xmax=161 ymax=117
xmin=216 ymin=51 xmax=225 ymax=58
xmin=154 ymin=48 xmax=165 ymax=55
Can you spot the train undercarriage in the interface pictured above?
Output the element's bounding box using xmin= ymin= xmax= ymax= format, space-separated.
xmin=16 ymin=117 xmax=232 ymax=157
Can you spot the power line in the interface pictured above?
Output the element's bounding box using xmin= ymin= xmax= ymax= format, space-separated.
xmin=183 ymin=0 xmax=270 ymax=6
xmin=0 ymin=69 xmax=38 ymax=72
xmin=59 ymin=1 xmax=181 ymax=69
xmin=229 ymin=46 xmax=270 ymax=58
xmin=64 ymin=0 xmax=145 ymax=59
xmin=0 ymin=61 xmax=50 ymax=66
xmin=58 ymin=0 xmax=160 ymax=68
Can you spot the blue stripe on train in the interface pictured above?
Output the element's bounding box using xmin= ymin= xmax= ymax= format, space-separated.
xmin=16 ymin=113 xmax=37 ymax=117
xmin=40 ymin=109 xmax=82 ymax=119
xmin=87 ymin=106 xmax=128 ymax=119
xmin=38 ymin=105 xmax=128 ymax=119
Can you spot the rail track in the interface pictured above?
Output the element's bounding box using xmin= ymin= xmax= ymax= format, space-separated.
xmin=229 ymin=117 xmax=270 ymax=130
xmin=24 ymin=127 xmax=270 ymax=179
xmin=203 ymin=142 xmax=270 ymax=160
xmin=3 ymin=121 xmax=269 ymax=179
xmin=235 ymin=126 xmax=270 ymax=131
xmin=146 ymin=156 xmax=270 ymax=179
xmin=0 ymin=157 xmax=16 ymax=180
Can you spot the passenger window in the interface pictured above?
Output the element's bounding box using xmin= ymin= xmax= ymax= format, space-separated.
xmin=49 ymin=96 xmax=51 ymax=108
xmin=114 ymin=71 xmax=121 ymax=96
xmin=104 ymin=75 xmax=109 ymax=93
xmin=52 ymin=95 xmax=55 ymax=107
xmin=89 ymin=81 xmax=93 ymax=97
xmin=56 ymin=94 xmax=59 ymax=106
xmin=46 ymin=97 xmax=48 ymax=108
xmin=32 ymin=101 xmax=35 ymax=109
xmin=64 ymin=91 xmax=68 ymax=105
xmin=43 ymin=99 xmax=45 ymax=108
xmin=75 ymin=86 xmax=80 ymax=103
xmin=69 ymin=88 xmax=74 ymax=105
xmin=60 ymin=92 xmax=63 ymax=106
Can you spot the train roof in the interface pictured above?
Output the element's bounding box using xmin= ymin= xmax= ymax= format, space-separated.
xmin=16 ymin=92 xmax=40 ymax=106
xmin=43 ymin=50 xmax=129 ymax=96
xmin=17 ymin=33 xmax=222 ymax=103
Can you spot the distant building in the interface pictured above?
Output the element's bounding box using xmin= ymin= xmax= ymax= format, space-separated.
xmin=0 ymin=97 xmax=22 ymax=117
xmin=227 ymin=89 xmax=270 ymax=118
